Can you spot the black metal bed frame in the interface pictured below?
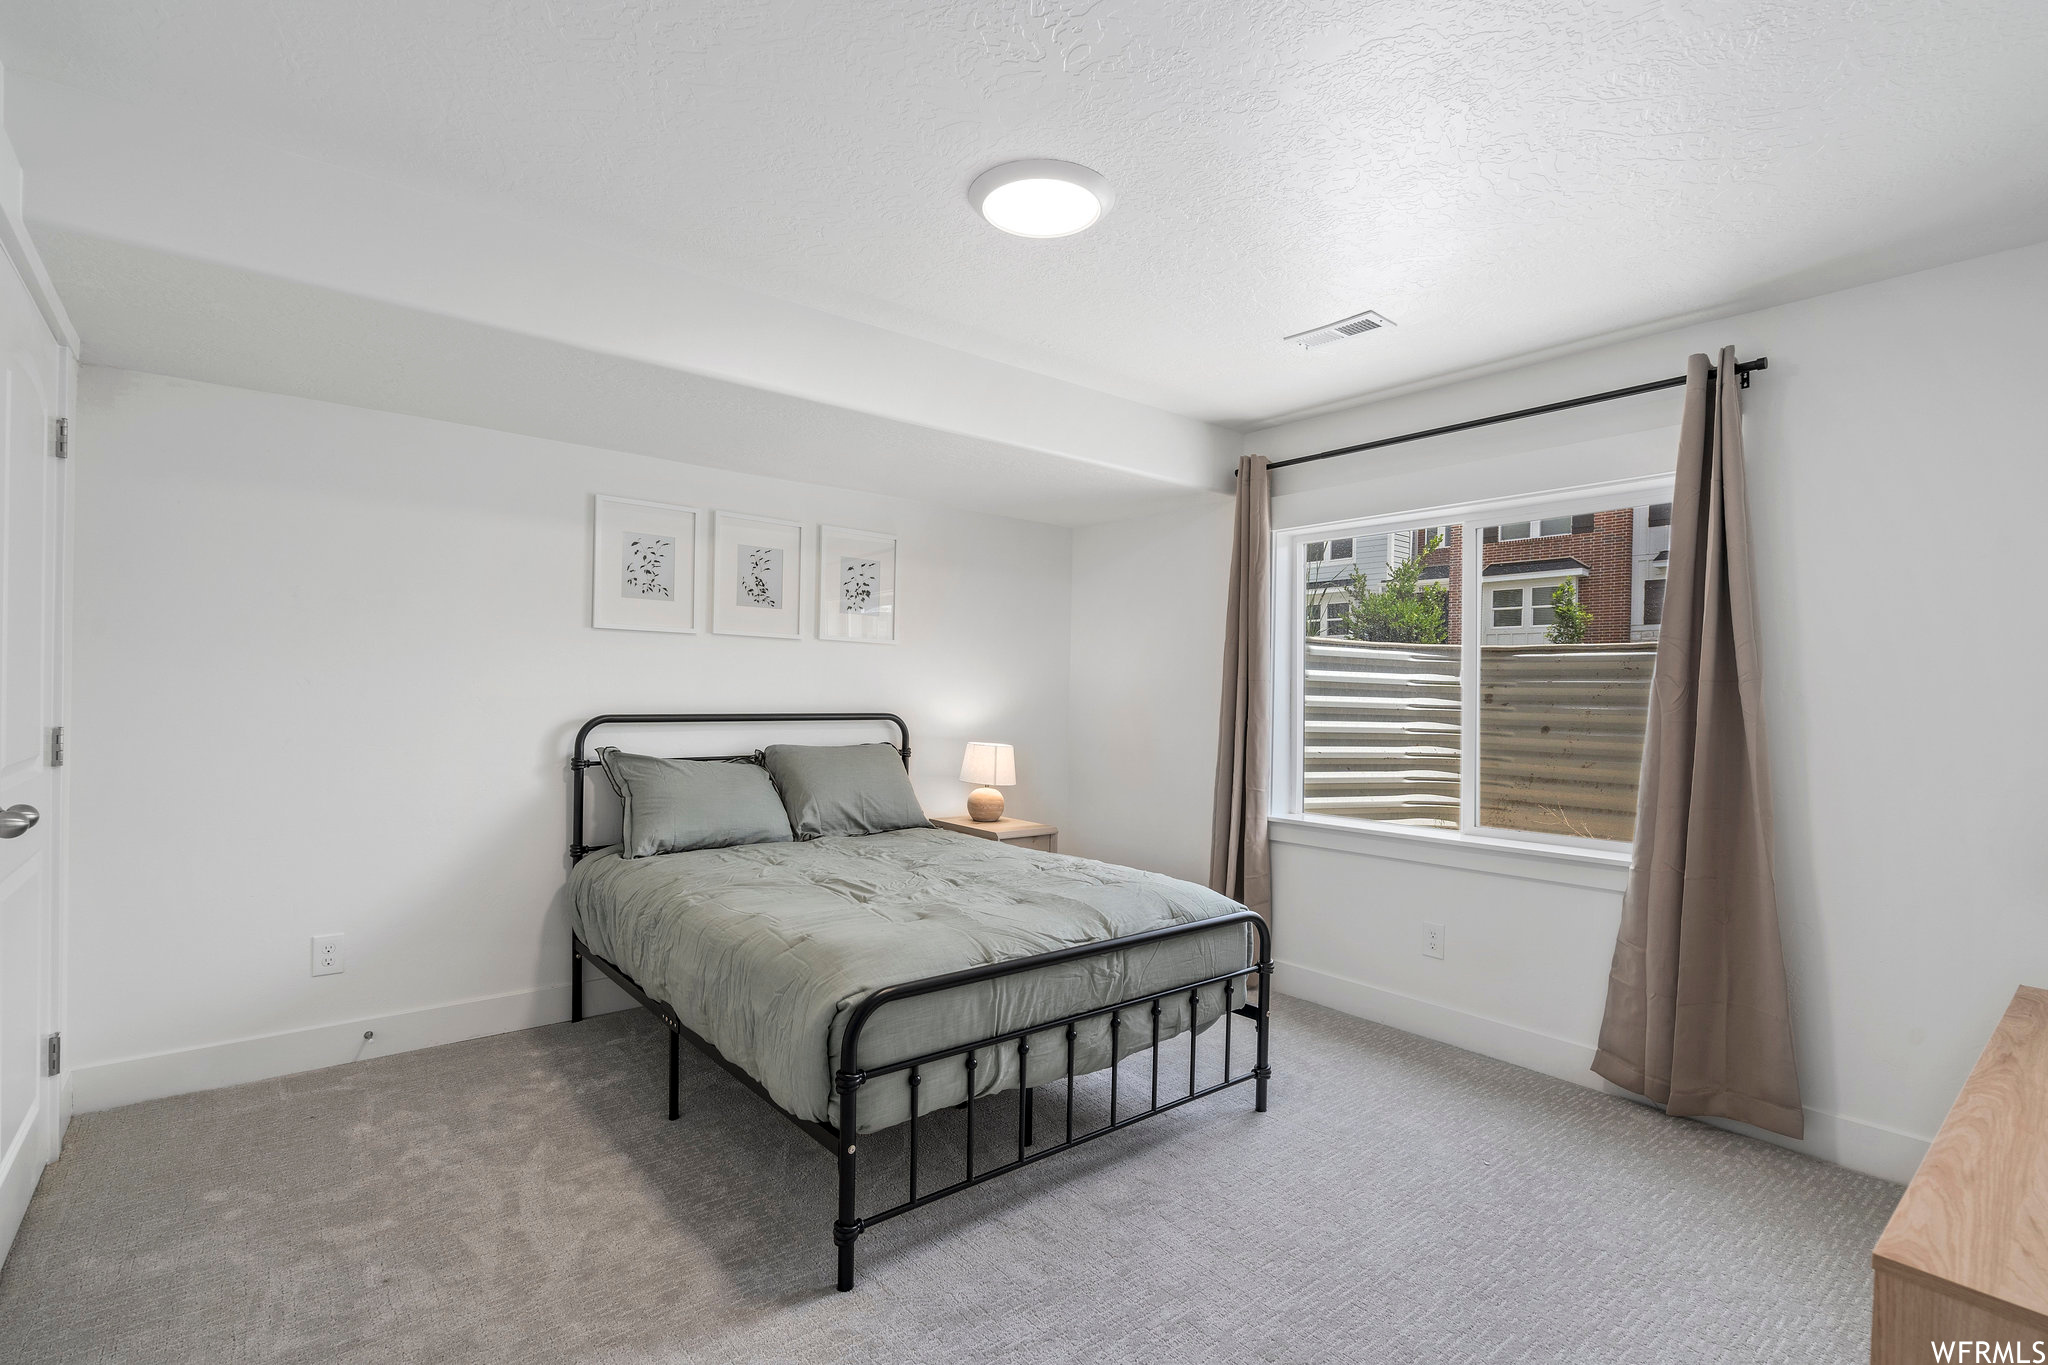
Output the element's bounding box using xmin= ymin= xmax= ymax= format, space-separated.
xmin=567 ymin=711 xmax=1273 ymax=1291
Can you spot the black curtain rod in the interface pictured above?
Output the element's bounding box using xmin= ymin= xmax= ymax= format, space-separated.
xmin=1256 ymin=357 xmax=1768 ymax=474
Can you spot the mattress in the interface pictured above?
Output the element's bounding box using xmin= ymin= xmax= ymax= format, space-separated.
xmin=568 ymin=827 xmax=1251 ymax=1134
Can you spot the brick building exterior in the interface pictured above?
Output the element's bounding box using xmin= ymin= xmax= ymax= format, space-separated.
xmin=1415 ymin=510 xmax=1641 ymax=644
xmin=1416 ymin=527 xmax=1465 ymax=643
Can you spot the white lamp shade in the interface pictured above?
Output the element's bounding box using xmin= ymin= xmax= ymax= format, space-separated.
xmin=959 ymin=742 xmax=1016 ymax=788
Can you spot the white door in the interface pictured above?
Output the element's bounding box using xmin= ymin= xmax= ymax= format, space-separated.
xmin=0 ymin=236 xmax=66 ymax=1259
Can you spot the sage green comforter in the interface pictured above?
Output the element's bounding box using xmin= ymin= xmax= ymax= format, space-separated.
xmin=569 ymin=828 xmax=1251 ymax=1134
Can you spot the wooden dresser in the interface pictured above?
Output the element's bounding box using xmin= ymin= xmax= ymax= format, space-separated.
xmin=1871 ymin=986 xmax=2048 ymax=1364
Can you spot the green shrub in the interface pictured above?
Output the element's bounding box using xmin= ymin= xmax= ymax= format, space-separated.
xmin=1545 ymin=578 xmax=1593 ymax=643
xmin=1340 ymin=535 xmax=1450 ymax=643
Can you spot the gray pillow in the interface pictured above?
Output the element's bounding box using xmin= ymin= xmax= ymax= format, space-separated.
xmin=760 ymin=742 xmax=928 ymax=840
xmin=597 ymin=748 xmax=793 ymax=857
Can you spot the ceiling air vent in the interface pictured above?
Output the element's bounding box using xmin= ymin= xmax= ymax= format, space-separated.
xmin=1285 ymin=310 xmax=1395 ymax=349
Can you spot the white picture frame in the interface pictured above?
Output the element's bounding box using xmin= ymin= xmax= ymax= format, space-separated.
xmin=817 ymin=525 xmax=898 ymax=645
xmin=712 ymin=511 xmax=805 ymax=639
xmin=591 ymin=495 xmax=699 ymax=633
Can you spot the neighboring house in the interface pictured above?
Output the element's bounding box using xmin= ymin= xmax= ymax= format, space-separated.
xmin=1301 ymin=530 xmax=1421 ymax=637
xmin=1631 ymin=502 xmax=1672 ymax=642
xmin=1400 ymin=503 xmax=1669 ymax=644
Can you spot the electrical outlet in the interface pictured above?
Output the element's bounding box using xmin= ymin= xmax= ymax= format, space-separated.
xmin=1422 ymin=922 xmax=1446 ymax=960
xmin=311 ymin=933 xmax=344 ymax=977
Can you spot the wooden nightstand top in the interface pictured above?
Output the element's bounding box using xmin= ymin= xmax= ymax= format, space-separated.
xmin=929 ymin=815 xmax=1058 ymax=843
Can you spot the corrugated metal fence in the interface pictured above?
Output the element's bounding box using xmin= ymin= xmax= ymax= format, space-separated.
xmin=1302 ymin=637 xmax=1656 ymax=842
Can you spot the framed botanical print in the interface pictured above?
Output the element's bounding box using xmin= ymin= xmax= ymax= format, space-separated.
xmin=817 ymin=525 xmax=897 ymax=645
xmin=591 ymin=495 xmax=698 ymax=633
xmin=712 ymin=511 xmax=804 ymax=639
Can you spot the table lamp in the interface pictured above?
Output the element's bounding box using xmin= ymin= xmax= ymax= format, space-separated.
xmin=959 ymin=742 xmax=1016 ymax=822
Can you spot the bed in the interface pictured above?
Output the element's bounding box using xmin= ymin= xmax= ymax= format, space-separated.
xmin=567 ymin=712 xmax=1272 ymax=1291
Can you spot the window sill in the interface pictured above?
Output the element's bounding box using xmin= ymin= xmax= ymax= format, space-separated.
xmin=1266 ymin=814 xmax=1633 ymax=891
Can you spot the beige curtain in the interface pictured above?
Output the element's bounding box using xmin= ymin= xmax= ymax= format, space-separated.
xmin=1210 ymin=455 xmax=1271 ymax=921
xmin=1592 ymin=349 xmax=1803 ymax=1139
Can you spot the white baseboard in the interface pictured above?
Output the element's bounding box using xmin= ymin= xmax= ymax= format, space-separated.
xmin=68 ymin=956 xmax=1931 ymax=1186
xmin=1276 ymin=959 xmax=1931 ymax=1185
xmin=70 ymin=972 xmax=636 ymax=1115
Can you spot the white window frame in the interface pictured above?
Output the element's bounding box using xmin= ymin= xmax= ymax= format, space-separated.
xmin=1486 ymin=576 xmax=1566 ymax=633
xmin=1269 ymin=473 xmax=1673 ymax=873
xmin=1482 ymin=565 xmax=1586 ymax=634
xmin=1303 ymin=593 xmax=1348 ymax=638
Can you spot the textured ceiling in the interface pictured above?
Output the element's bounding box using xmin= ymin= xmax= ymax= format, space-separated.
xmin=3 ymin=0 xmax=2047 ymax=426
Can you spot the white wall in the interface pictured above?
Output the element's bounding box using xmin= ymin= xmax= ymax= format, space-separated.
xmin=1064 ymin=498 xmax=1232 ymax=883
xmin=1069 ymin=238 xmax=2048 ymax=1182
xmin=68 ymin=368 xmax=1075 ymax=1110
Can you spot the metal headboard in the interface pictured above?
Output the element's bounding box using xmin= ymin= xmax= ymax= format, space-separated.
xmin=569 ymin=711 xmax=912 ymax=861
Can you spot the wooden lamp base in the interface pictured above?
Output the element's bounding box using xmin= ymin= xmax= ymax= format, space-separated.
xmin=966 ymin=787 xmax=1006 ymax=822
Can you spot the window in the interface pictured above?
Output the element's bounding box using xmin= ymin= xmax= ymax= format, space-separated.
xmin=1481 ymin=573 xmax=1581 ymax=637
xmin=1283 ymin=479 xmax=1672 ymax=849
xmin=1647 ymin=502 xmax=1671 ymax=528
xmin=1489 ymin=513 xmax=1596 ymax=542
xmin=1327 ymin=537 xmax=1354 ymax=561
xmin=1305 ymin=598 xmax=1349 ymax=638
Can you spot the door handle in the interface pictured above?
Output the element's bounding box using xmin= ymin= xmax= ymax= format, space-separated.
xmin=0 ymin=804 xmax=39 ymax=837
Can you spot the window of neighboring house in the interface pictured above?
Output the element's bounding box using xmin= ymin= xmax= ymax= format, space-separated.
xmin=1647 ymin=503 xmax=1672 ymax=528
xmin=1281 ymin=478 xmax=1672 ymax=850
xmin=1487 ymin=578 xmax=1572 ymax=630
xmin=1327 ymin=537 xmax=1354 ymax=560
xmin=1305 ymin=595 xmax=1349 ymax=638
xmin=1407 ymin=526 xmax=1448 ymax=557
xmin=1488 ymin=514 xmax=1597 ymax=542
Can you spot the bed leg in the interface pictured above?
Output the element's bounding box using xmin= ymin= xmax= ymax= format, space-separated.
xmin=834 ymin=1074 xmax=862 ymax=1291
xmin=668 ymin=1028 xmax=681 ymax=1121
xmin=835 ymin=1220 xmax=858 ymax=1293
xmin=1254 ymin=956 xmax=1274 ymax=1113
xmin=1022 ymin=1086 xmax=1035 ymax=1147
xmin=570 ymin=939 xmax=583 ymax=1023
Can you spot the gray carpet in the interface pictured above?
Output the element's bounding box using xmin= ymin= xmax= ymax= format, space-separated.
xmin=0 ymin=997 xmax=1899 ymax=1364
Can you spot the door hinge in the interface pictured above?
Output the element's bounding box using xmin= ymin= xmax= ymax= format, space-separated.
xmin=46 ymin=1032 xmax=60 ymax=1076
xmin=49 ymin=725 xmax=63 ymax=767
xmin=51 ymin=417 xmax=68 ymax=460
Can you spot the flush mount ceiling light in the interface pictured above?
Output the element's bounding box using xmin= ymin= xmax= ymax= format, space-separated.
xmin=969 ymin=160 xmax=1113 ymax=238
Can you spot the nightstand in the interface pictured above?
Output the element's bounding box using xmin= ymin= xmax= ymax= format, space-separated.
xmin=930 ymin=815 xmax=1059 ymax=853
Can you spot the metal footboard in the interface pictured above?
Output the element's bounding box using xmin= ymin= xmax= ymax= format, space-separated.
xmin=829 ymin=909 xmax=1272 ymax=1290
